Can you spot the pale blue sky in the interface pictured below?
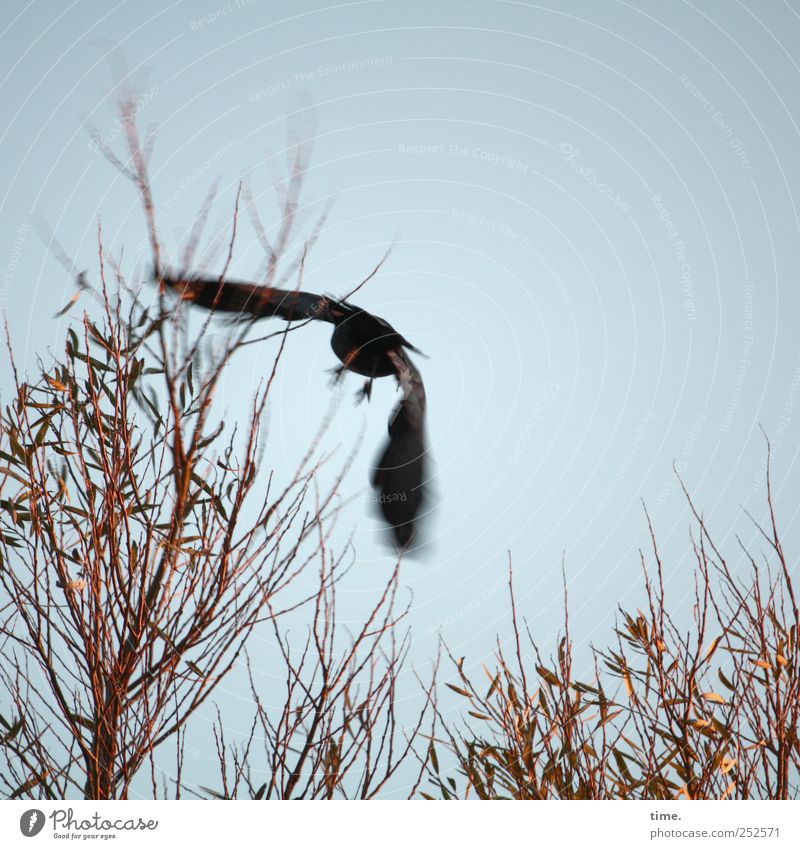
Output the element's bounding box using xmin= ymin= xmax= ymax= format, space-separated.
xmin=2 ymin=0 xmax=800 ymax=796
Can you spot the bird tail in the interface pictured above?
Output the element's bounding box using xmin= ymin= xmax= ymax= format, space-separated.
xmin=402 ymin=339 xmax=429 ymax=358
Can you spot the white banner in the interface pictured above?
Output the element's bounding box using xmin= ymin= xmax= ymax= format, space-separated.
xmin=0 ymin=800 xmax=797 ymax=848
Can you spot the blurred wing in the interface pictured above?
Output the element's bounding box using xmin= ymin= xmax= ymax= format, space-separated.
xmin=160 ymin=273 xmax=346 ymax=323
xmin=371 ymin=349 xmax=428 ymax=550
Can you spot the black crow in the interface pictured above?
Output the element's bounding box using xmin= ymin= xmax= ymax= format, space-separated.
xmin=160 ymin=273 xmax=429 ymax=551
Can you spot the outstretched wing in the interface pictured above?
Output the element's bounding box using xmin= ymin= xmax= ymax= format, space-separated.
xmin=371 ymin=349 xmax=428 ymax=551
xmin=160 ymin=273 xmax=348 ymax=323
xmin=164 ymin=271 xmax=431 ymax=550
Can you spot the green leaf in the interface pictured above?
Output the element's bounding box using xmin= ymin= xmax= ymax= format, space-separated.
xmin=485 ymin=673 xmax=501 ymax=700
xmin=34 ymin=417 xmax=51 ymax=446
xmin=55 ymin=291 xmax=81 ymax=317
xmin=0 ymin=466 xmax=28 ymax=486
xmin=702 ymin=692 xmax=727 ymax=705
xmin=429 ymin=742 xmax=439 ymax=774
xmin=69 ymin=713 xmax=95 ymax=732
xmin=468 ymin=711 xmax=493 ymax=721
xmin=537 ymin=664 xmax=561 ymax=687
xmin=0 ymin=717 xmax=22 ymax=745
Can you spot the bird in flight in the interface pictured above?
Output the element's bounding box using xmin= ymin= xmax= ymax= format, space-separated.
xmin=160 ymin=273 xmax=429 ymax=551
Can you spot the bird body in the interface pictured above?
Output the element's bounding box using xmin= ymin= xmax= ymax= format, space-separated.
xmin=160 ymin=273 xmax=429 ymax=550
xmin=329 ymin=306 xmax=417 ymax=379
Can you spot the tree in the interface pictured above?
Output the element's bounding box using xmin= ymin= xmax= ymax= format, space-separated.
xmin=429 ymin=464 xmax=800 ymax=799
xmin=0 ymin=100 xmax=434 ymax=799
